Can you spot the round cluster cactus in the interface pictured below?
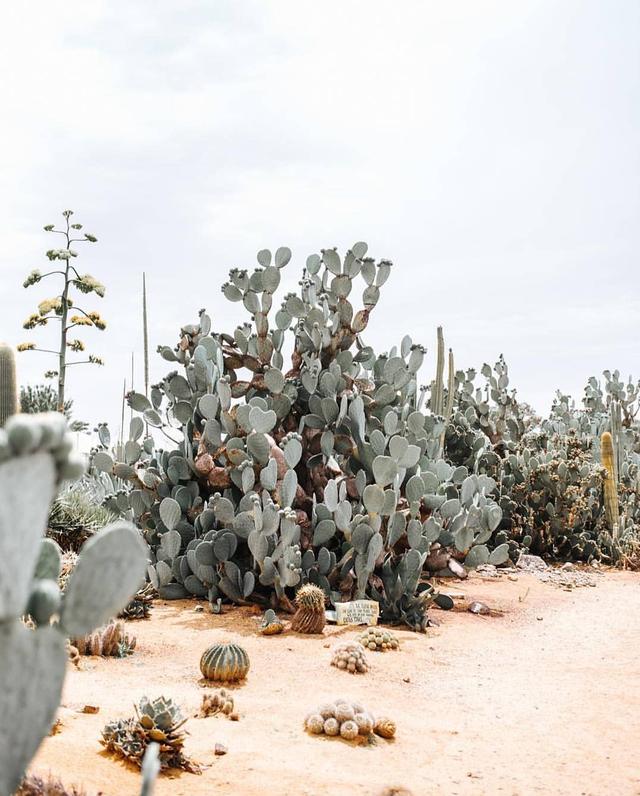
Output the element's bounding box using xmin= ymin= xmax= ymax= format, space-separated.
xmin=199 ymin=688 xmax=237 ymax=720
xmin=330 ymin=641 xmax=369 ymax=674
xmin=358 ymin=627 xmax=400 ymax=652
xmin=304 ymin=699 xmax=375 ymax=741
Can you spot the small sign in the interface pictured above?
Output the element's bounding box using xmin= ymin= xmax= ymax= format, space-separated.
xmin=334 ymin=600 xmax=380 ymax=626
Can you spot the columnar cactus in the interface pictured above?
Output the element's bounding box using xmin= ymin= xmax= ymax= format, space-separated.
xmin=0 ymin=342 xmax=18 ymax=427
xmin=601 ymin=431 xmax=619 ymax=534
xmin=0 ymin=413 xmax=148 ymax=796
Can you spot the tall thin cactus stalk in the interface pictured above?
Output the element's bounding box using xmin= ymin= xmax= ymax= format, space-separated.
xmin=143 ymin=272 xmax=149 ymax=398
xmin=601 ymin=431 xmax=620 ymax=536
xmin=0 ymin=343 xmax=18 ymax=427
xmin=610 ymin=399 xmax=622 ymax=482
xmin=431 ymin=326 xmax=445 ymax=416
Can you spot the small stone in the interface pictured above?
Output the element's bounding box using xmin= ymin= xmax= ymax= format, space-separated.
xmin=81 ymin=705 xmax=99 ymax=714
xmin=194 ymin=605 xmax=204 ymax=613
xmin=214 ymin=743 xmax=228 ymax=756
xmin=402 ymin=677 xmax=411 ymax=683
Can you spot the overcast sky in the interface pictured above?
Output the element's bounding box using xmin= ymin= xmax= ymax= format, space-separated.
xmin=1 ymin=1 xmax=638 ymax=435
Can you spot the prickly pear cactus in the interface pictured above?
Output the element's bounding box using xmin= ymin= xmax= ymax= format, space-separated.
xmin=94 ymin=243 xmax=510 ymax=631
xmin=0 ymin=413 xmax=148 ymax=796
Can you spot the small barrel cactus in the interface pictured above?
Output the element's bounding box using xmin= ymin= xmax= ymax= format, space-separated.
xmin=291 ymin=584 xmax=326 ymax=634
xmin=200 ymin=642 xmax=250 ymax=683
xmin=330 ymin=641 xmax=369 ymax=674
xmin=304 ymin=699 xmax=376 ymax=742
xmin=374 ymin=717 xmax=396 ymax=739
xmin=259 ymin=608 xmax=284 ymax=636
xmin=359 ymin=627 xmax=399 ymax=652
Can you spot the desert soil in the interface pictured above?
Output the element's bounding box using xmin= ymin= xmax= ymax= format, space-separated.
xmin=29 ymin=570 xmax=640 ymax=796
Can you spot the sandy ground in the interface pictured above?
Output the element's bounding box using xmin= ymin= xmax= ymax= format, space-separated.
xmin=29 ymin=570 xmax=640 ymax=796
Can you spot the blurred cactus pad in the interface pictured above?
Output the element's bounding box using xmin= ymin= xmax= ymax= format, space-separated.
xmin=89 ymin=243 xmax=640 ymax=632
xmin=0 ymin=413 xmax=148 ymax=795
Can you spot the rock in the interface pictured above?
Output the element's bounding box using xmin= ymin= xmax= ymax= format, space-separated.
xmin=214 ymin=743 xmax=228 ymax=756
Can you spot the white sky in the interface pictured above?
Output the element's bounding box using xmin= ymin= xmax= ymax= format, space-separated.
xmin=1 ymin=1 xmax=638 ymax=434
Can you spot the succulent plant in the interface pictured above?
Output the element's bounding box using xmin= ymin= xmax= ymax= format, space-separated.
xmin=119 ymin=583 xmax=155 ymax=620
xmin=0 ymin=413 xmax=148 ymax=796
xmin=330 ymin=641 xmax=369 ymax=674
xmin=0 ymin=342 xmax=18 ymax=427
xmin=304 ymin=699 xmax=376 ymax=742
xmin=259 ymin=608 xmax=284 ymax=635
xmin=200 ymin=641 xmax=250 ymax=683
xmin=199 ymin=688 xmax=236 ymax=718
xmin=373 ymin=717 xmax=396 ymax=739
xmin=291 ymin=583 xmax=326 ymax=634
xmin=101 ymin=696 xmax=199 ymax=773
xmin=358 ymin=627 xmax=399 ymax=652
xmin=70 ymin=620 xmax=137 ymax=657
xmin=16 ymin=773 xmax=87 ymax=796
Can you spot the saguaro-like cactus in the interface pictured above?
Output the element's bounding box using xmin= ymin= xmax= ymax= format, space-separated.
xmin=0 ymin=413 xmax=148 ymax=796
xmin=0 ymin=342 xmax=18 ymax=427
xmin=601 ymin=431 xmax=619 ymax=535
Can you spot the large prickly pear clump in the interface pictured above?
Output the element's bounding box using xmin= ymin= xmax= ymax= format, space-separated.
xmin=0 ymin=413 xmax=149 ymax=796
xmin=96 ymin=243 xmax=507 ymax=630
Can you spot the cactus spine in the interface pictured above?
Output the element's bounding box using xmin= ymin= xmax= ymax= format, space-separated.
xmin=601 ymin=431 xmax=619 ymax=535
xmin=0 ymin=342 xmax=18 ymax=427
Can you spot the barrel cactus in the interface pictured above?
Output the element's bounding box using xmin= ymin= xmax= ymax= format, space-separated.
xmin=200 ymin=641 xmax=250 ymax=683
xmin=0 ymin=413 xmax=148 ymax=796
xmin=291 ymin=583 xmax=326 ymax=634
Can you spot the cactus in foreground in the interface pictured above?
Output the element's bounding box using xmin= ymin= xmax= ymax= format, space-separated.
xmin=0 ymin=413 xmax=148 ymax=796
xmin=291 ymin=583 xmax=326 ymax=634
xmin=0 ymin=342 xmax=18 ymax=427
xmin=601 ymin=431 xmax=620 ymax=534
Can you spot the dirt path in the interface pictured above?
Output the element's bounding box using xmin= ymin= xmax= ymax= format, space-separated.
xmin=30 ymin=571 xmax=640 ymax=796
